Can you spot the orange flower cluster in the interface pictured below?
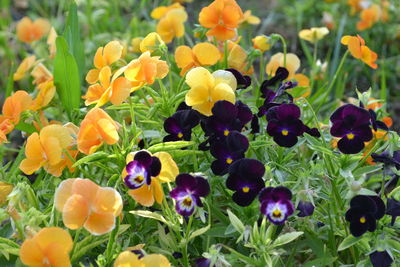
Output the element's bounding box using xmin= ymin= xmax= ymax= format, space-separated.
xmin=199 ymin=0 xmax=244 ymax=41
xmin=341 ymin=35 xmax=378 ymax=69
xmin=55 ymin=178 xmax=123 ymax=235
xmin=16 ymin=17 xmax=50 ymax=43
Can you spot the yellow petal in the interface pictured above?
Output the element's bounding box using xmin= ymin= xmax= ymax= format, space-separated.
xmin=175 ymin=45 xmax=194 ymax=69
xmin=35 ymin=227 xmax=73 ymax=253
xmin=154 ymin=152 xmax=179 ymax=182
xmin=128 ymin=185 xmax=155 ymax=207
xmin=185 ymin=67 xmax=214 ymax=89
xmin=193 ymin=43 xmax=221 ymax=66
xmin=114 ymin=251 xmax=143 ymax=267
xmin=97 ymin=118 xmax=119 ymax=144
xmin=20 ymin=238 xmax=45 ymax=266
xmin=141 ymin=254 xmax=171 ymax=267
xmin=185 ymin=85 xmax=208 ymax=107
xmin=212 ymin=70 xmax=237 ymax=91
xmin=104 ymin=41 xmax=123 ymax=66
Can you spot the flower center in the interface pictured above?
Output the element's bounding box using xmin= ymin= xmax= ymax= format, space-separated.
xmin=226 ymin=157 xmax=233 ymax=164
xmin=359 ymin=216 xmax=366 ymax=224
xmin=281 ymin=129 xmax=289 ymax=136
xmin=134 ymin=175 xmax=144 ymax=184
xmin=223 ymin=129 xmax=230 ymax=136
xmin=183 ymin=196 xmax=192 ymax=207
xmin=347 ymin=133 xmax=355 ymax=140
xmin=177 ymin=132 xmax=183 ymax=138
xmin=272 ymin=209 xmax=282 ymax=218
xmin=242 ymin=186 xmax=250 ymax=193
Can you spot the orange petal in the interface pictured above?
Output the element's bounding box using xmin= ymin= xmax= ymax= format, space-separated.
xmin=72 ymin=178 xmax=99 ymax=204
xmin=54 ymin=179 xmax=75 ymax=211
xmin=84 ymin=211 xmax=115 ymax=235
xmin=103 ymin=41 xmax=123 ymax=66
xmin=110 ymin=77 xmax=132 ymax=105
xmin=35 ymin=227 xmax=73 ymax=253
xmin=62 ymin=194 xmax=90 ymax=230
xmin=45 ymin=243 xmax=72 ymax=267
xmin=152 ymin=179 xmax=164 ymax=204
xmin=20 ymin=238 xmax=45 ymax=266
xmin=128 ymin=185 xmax=155 ymax=207
xmin=94 ymin=47 xmax=106 ymax=69
xmin=86 ymin=69 xmax=100 ymax=84
xmin=92 ymin=187 xmax=123 ymax=216
xmin=97 ymin=118 xmax=119 ymax=144
xmin=114 ymin=251 xmax=143 ymax=267
xmin=206 ymin=25 xmax=236 ymax=41
xmin=175 ymin=46 xmax=194 ymax=69
xmin=347 ymin=36 xmax=362 ymax=59
xmin=193 ymin=43 xmax=220 ymax=66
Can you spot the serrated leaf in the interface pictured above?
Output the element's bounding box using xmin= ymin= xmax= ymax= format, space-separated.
xmin=227 ymin=209 xmax=245 ymax=234
xmin=338 ymin=235 xmax=362 ymax=251
xmin=273 ymin=231 xmax=303 ymax=247
xmin=188 ymin=225 xmax=210 ymax=241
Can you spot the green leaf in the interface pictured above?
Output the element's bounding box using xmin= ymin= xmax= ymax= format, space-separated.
xmin=129 ymin=210 xmax=170 ymax=226
xmin=227 ymin=209 xmax=245 ymax=234
xmin=188 ymin=225 xmax=210 ymax=241
xmin=147 ymin=141 xmax=194 ymax=153
xmin=272 ymin=231 xmax=303 ymax=247
xmin=302 ymin=257 xmax=337 ymax=267
xmin=338 ymin=235 xmax=362 ymax=251
xmin=14 ymin=121 xmax=37 ymax=134
xmin=5 ymin=62 xmax=14 ymax=98
xmin=64 ymin=2 xmax=85 ymax=80
xmin=72 ymin=152 xmax=109 ymax=168
xmin=54 ymin=36 xmax=81 ymax=120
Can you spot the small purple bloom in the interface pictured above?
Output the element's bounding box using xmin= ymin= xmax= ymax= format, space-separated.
xmin=124 ymin=151 xmax=161 ymax=189
xmin=259 ymin=186 xmax=295 ymax=225
xmin=210 ymin=131 xmax=249 ymax=175
xmin=226 ymin=159 xmax=265 ymax=206
xmin=195 ymin=257 xmax=212 ymax=267
xmin=330 ymin=104 xmax=373 ymax=154
xmin=170 ymin=174 xmax=210 ymax=217
xmin=297 ymin=201 xmax=315 ymax=217
xmin=164 ymin=109 xmax=200 ymax=142
xmin=370 ymin=250 xmax=393 ymax=267
xmin=386 ymin=198 xmax=400 ymax=226
xmin=226 ymin=68 xmax=251 ymax=89
xmin=260 ymin=67 xmax=289 ymax=97
xmin=345 ymin=195 xmax=385 ymax=237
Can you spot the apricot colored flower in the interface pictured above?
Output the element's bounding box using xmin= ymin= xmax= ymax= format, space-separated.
xmin=77 ymin=108 xmax=120 ymax=155
xmin=175 ymin=42 xmax=221 ymax=75
xmin=13 ymin=55 xmax=37 ymax=81
xmin=240 ymin=10 xmax=261 ymax=25
xmin=19 ymin=124 xmax=77 ymax=177
xmin=31 ymin=63 xmax=53 ymax=85
xmin=130 ymin=37 xmax=143 ymax=53
xmin=348 ymin=0 xmax=363 ymax=15
xmin=0 ymin=117 xmax=14 ymax=144
xmin=298 ymin=27 xmax=329 ymax=43
xmin=16 ymin=17 xmax=50 ymax=43
xmin=114 ymin=251 xmax=170 ymax=267
xmin=151 ymin=3 xmax=184 ymax=19
xmin=2 ymin=90 xmax=32 ymax=125
xmin=124 ymin=51 xmax=169 ymax=90
xmin=266 ymin=53 xmax=300 ymax=79
xmin=199 ymin=0 xmax=244 ymax=41
xmin=0 ymin=182 xmax=13 ymax=206
xmin=226 ymin=41 xmax=253 ymax=74
xmin=140 ymin=32 xmax=165 ymax=53
xmin=47 ymin=27 xmax=57 ymax=58
xmin=185 ymin=67 xmax=237 ymax=116
xmin=341 ymin=35 xmax=378 ymax=69
xmin=357 ymin=4 xmax=381 ymax=31
xmin=156 ymin=8 xmax=188 ymax=43
xmin=20 ymin=227 xmax=73 ymax=267
xmin=252 ymin=35 xmax=271 ymax=52
xmin=54 ymin=178 xmax=122 ymax=235
xmin=291 ymin=73 xmax=311 ymax=98
xmin=86 ymin=41 xmax=123 ymax=85
xmin=30 ymin=80 xmax=56 ymax=111
xmin=83 ymin=66 xmax=133 ymax=107
xmin=122 ymin=150 xmax=178 ymax=207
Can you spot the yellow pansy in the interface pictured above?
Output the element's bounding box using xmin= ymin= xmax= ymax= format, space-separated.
xmin=298 ymin=27 xmax=329 ymax=43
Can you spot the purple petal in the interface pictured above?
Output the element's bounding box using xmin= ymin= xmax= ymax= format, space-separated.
xmin=164 ymin=117 xmax=181 ymax=135
xmin=337 ymin=136 xmax=365 ymax=154
xmin=211 ymin=100 xmax=238 ymax=122
xmin=276 ymin=104 xmax=301 ymax=120
xmin=134 ymin=151 xmax=152 ymax=167
xmin=193 ymin=176 xmax=210 ymax=197
xmin=175 ymin=174 xmax=197 ymax=190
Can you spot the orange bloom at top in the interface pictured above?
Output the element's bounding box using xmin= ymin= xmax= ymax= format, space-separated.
xmin=16 ymin=17 xmax=50 ymax=43
xmin=20 ymin=227 xmax=73 ymax=267
xmin=175 ymin=42 xmax=221 ymax=75
xmin=341 ymin=35 xmax=378 ymax=69
xmin=124 ymin=51 xmax=169 ymax=91
xmin=77 ymin=108 xmax=120 ymax=155
xmin=357 ymin=4 xmax=381 ymax=31
xmin=54 ymin=178 xmax=123 ymax=235
xmin=199 ymin=0 xmax=244 ymax=41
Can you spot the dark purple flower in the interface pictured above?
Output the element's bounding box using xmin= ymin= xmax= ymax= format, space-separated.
xmin=210 ymin=131 xmax=249 ymax=175
xmin=297 ymin=201 xmax=315 ymax=217
xmin=251 ymin=115 xmax=260 ymax=134
xmin=226 ymin=158 xmax=265 ymax=206
xmin=369 ymin=109 xmax=389 ymax=132
xmin=124 ymin=151 xmax=161 ymax=189
xmin=370 ymin=250 xmax=393 ymax=267
xmin=345 ymin=195 xmax=385 ymax=237
xmin=386 ymin=198 xmax=400 ymax=226
xmin=259 ymin=186 xmax=295 ymax=225
xmin=164 ymin=109 xmax=200 ymax=142
xmin=260 ymin=67 xmax=289 ymax=97
xmin=226 ymin=68 xmax=251 ymax=89
xmin=371 ymin=150 xmax=400 ymax=169
xmin=170 ymin=174 xmax=210 ymax=217
xmin=266 ymin=104 xmax=305 ymax=147
xmin=195 ymin=257 xmax=212 ymax=267
xmin=330 ymin=104 xmax=373 ymax=154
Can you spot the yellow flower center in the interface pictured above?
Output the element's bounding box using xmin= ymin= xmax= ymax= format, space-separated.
xmin=359 ymin=216 xmax=366 ymax=223
xmin=272 ymin=209 xmax=282 ymax=218
xmin=223 ymin=129 xmax=230 ymax=136
xmin=177 ymin=132 xmax=183 ymax=138
xmin=134 ymin=176 xmax=144 ymax=184
xmin=281 ymin=130 xmax=289 ymax=136
xmin=183 ymin=196 xmax=192 ymax=206
xmin=226 ymin=158 xmax=233 ymax=164
xmin=347 ymin=133 xmax=355 ymax=140
xmin=242 ymin=186 xmax=250 ymax=193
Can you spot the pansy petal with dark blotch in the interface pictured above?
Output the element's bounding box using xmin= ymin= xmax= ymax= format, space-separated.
xmin=149 ymin=157 xmax=161 ymax=177
xmin=228 ymin=158 xmax=265 ymax=179
xmin=232 ymin=190 xmax=259 ymax=206
xmin=349 ymin=219 xmax=370 ymax=237
xmin=337 ymin=136 xmax=365 ymax=154
xmin=193 ymin=176 xmax=210 ymax=197
xmin=164 ymin=117 xmax=181 ymax=135
xmin=236 ymin=101 xmax=253 ymax=126
xmin=211 ymin=100 xmax=238 ymax=123
xmin=134 ymin=151 xmax=153 ymax=167
xmin=275 ymin=104 xmax=301 ymax=120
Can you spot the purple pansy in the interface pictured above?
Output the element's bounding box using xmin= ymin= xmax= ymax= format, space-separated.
xmin=369 ymin=109 xmax=389 ymax=131
xmin=124 ymin=151 xmax=161 ymax=189
xmin=163 ymin=108 xmax=200 ymax=142
xmin=226 ymin=158 xmax=265 ymax=206
xmin=345 ymin=195 xmax=385 ymax=237
xmin=259 ymin=186 xmax=295 ymax=225
xmin=371 ymin=150 xmax=400 ymax=169
xmin=210 ymin=131 xmax=249 ymax=175
xmin=386 ymin=198 xmax=400 ymax=226
xmin=297 ymin=201 xmax=315 ymax=217
xmin=369 ymin=250 xmax=393 ymax=267
xmin=170 ymin=174 xmax=210 ymax=217
xmin=330 ymin=104 xmax=373 ymax=154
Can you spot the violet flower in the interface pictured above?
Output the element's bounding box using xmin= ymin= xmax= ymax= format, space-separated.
xmin=259 ymin=186 xmax=295 ymax=224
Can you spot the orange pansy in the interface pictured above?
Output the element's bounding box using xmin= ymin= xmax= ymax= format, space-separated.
xmin=114 ymin=251 xmax=171 ymax=267
xmin=291 ymin=73 xmax=311 ymax=99
xmin=77 ymin=108 xmax=120 ymax=155
xmin=13 ymin=55 xmax=37 ymax=81
xmin=19 ymin=124 xmax=77 ymax=177
xmin=2 ymin=90 xmax=33 ymax=125
xmin=357 ymin=4 xmax=381 ymax=31
xmin=20 ymin=227 xmax=73 ymax=267
xmin=363 ymin=130 xmax=389 ymax=165
xmin=240 ymin=10 xmax=261 ymax=25
xmin=30 ymin=80 xmax=56 ymax=111
xmin=54 ymin=178 xmax=122 ymax=235
xmin=122 ymin=151 xmax=178 ymax=207
xmin=175 ymin=42 xmax=221 ymax=75
xmin=199 ymin=0 xmax=244 ymax=41
xmin=139 ymin=32 xmax=165 ymax=53
xmin=341 ymin=35 xmax=378 ymax=69
xmin=124 ymin=51 xmax=169 ymax=90
xmin=226 ymin=41 xmax=254 ymax=75
xmin=16 ymin=17 xmax=50 ymax=43
xmin=156 ymin=8 xmax=188 ymax=44
xmin=266 ymin=53 xmax=300 ymax=79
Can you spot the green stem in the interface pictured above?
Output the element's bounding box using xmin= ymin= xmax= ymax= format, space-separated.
xmin=183 ymin=215 xmax=194 ymax=267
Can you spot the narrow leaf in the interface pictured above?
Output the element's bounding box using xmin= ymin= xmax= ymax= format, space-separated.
xmin=273 ymin=231 xmax=303 ymax=247
xmin=338 ymin=235 xmax=362 ymax=251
